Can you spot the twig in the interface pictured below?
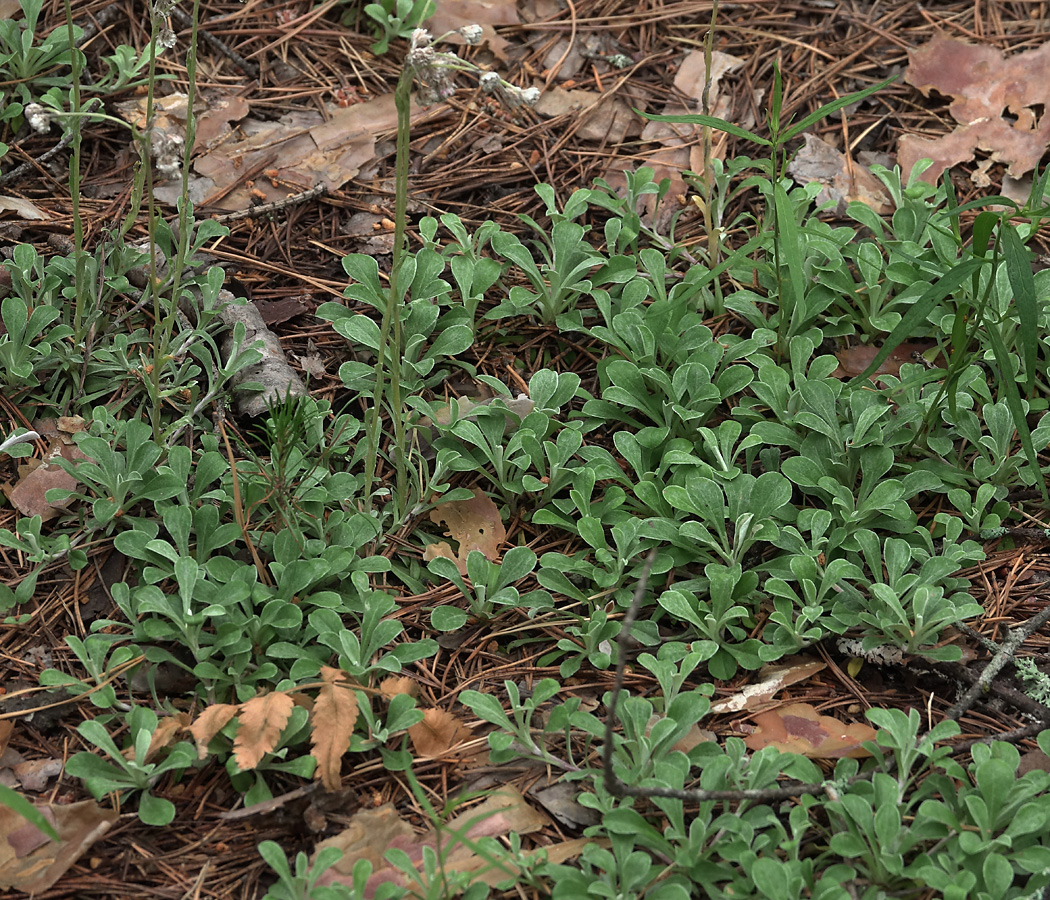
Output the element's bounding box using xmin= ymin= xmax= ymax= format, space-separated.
xmin=169 ymin=5 xmax=260 ymax=78
xmin=943 ymin=601 xmax=1050 ymax=722
xmin=209 ymin=184 xmax=327 ymax=223
xmin=0 ymin=133 xmax=74 ymax=186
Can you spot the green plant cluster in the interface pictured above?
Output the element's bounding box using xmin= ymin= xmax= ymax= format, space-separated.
xmin=6 ymin=3 xmax=1050 ymax=898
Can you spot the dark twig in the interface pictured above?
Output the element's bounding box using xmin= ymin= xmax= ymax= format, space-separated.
xmin=0 ymin=133 xmax=74 ymax=186
xmin=209 ymin=184 xmax=327 ymax=223
xmin=943 ymin=601 xmax=1050 ymax=723
xmin=169 ymin=6 xmax=260 ymax=79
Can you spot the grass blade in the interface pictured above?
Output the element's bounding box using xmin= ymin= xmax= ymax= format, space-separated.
xmin=1001 ymin=222 xmax=1038 ymax=398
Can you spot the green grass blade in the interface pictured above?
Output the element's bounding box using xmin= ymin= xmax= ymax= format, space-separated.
xmin=772 ymin=182 xmax=806 ymax=336
xmin=847 ymin=257 xmax=987 ymax=387
xmin=0 ymin=783 xmax=58 ymax=841
xmin=983 ymin=318 xmax=1049 ymax=502
xmin=1001 ymin=222 xmax=1038 ymax=398
xmin=634 ymin=110 xmax=771 ymax=146
xmin=780 ymin=76 xmax=898 ymax=144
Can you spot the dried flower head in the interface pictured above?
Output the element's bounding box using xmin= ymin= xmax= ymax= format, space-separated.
xmin=157 ymin=26 xmax=177 ymax=49
xmin=23 ymin=103 xmax=52 ymax=134
xmin=152 ymin=131 xmax=184 ymax=179
xmin=458 ymin=24 xmax=484 ymax=45
xmin=404 ymin=31 xmax=541 ymax=111
xmin=150 ymin=0 xmax=180 ymax=18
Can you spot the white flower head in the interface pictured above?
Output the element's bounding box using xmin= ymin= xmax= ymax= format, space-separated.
xmin=23 ymin=103 xmax=51 ymax=134
xmin=157 ymin=26 xmax=177 ymax=49
xmin=410 ymin=28 xmax=432 ymax=50
xmin=520 ymin=86 xmax=541 ymax=107
xmin=150 ymin=0 xmax=179 ymax=18
xmin=479 ymin=71 xmax=501 ymax=93
xmin=152 ymin=130 xmax=184 ymax=178
xmin=458 ymin=24 xmax=484 ymax=45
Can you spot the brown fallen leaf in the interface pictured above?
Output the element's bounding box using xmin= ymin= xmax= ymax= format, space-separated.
xmin=425 ymin=488 xmax=506 ymax=576
xmin=408 ymin=708 xmax=473 ymax=758
xmin=0 ymin=799 xmax=117 ymax=892
xmin=831 ymin=341 xmax=940 ymax=380
xmin=900 ymin=35 xmax=1050 ymax=185
xmin=425 ymin=0 xmax=519 ymax=61
xmin=741 ymin=702 xmax=877 ymax=759
xmin=235 ymin=692 xmax=296 ymax=770
xmin=311 ymin=669 xmax=359 ymax=791
xmin=533 ymin=87 xmax=640 ymax=145
xmin=154 ymin=93 xmax=445 ymax=212
xmin=606 ymin=49 xmax=744 ymax=230
xmin=787 ymin=134 xmax=892 ymax=215
xmin=188 ymin=703 xmax=240 ymax=760
xmin=315 ymin=788 xmax=553 ymax=896
xmin=7 ymin=440 xmax=92 ymax=522
xmin=379 ymin=676 xmax=418 ymax=701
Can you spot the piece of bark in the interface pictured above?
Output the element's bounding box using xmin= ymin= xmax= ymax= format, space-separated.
xmin=217 ymin=289 xmax=306 ymax=417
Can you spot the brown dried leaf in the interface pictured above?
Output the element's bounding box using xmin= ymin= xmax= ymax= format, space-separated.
xmin=605 ymin=50 xmax=743 ymax=230
xmin=235 ymin=692 xmax=296 ymax=770
xmin=408 ymin=708 xmax=473 ymax=758
xmin=901 ymin=36 xmax=1050 ymax=184
xmin=320 ymin=666 xmax=350 ymax=685
xmin=533 ymin=88 xmax=640 ymax=144
xmin=11 ymin=759 xmax=61 ymax=793
xmin=194 ymin=93 xmax=251 ymax=151
xmin=8 ymin=440 xmax=92 ymax=522
xmin=427 ymin=488 xmax=506 ymax=576
xmin=157 ymin=93 xmax=445 ymax=212
xmin=830 ymin=341 xmax=940 ymax=380
xmin=379 ymin=676 xmax=418 ymax=700
xmin=188 ymin=703 xmax=240 ymax=760
xmin=139 ymin=713 xmax=191 ymax=764
xmin=0 ymin=799 xmax=117 ymax=892
xmin=311 ymin=682 xmax=359 ymax=791
xmin=742 ymin=702 xmax=877 ymax=759
xmin=787 ymin=134 xmax=892 ymax=215
xmin=0 ymin=196 xmax=48 ymax=221
xmin=709 ymin=659 xmax=826 ymax=714
xmin=314 ymin=788 xmax=551 ymax=895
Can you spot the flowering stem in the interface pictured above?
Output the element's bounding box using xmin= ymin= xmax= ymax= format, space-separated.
xmin=365 ymin=69 xmax=412 ymax=520
xmin=61 ymin=0 xmax=86 ymax=345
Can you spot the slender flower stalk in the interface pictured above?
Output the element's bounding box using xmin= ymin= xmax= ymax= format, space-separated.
xmin=363 ymin=27 xmax=541 ymax=521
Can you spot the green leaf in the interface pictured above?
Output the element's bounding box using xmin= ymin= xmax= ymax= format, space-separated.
xmin=431 ymin=606 xmax=468 ymax=631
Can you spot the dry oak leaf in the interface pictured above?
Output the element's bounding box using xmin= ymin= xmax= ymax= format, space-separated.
xmin=0 ymin=798 xmax=117 ymax=893
xmin=408 ymin=708 xmax=473 ymax=758
xmin=188 ymin=703 xmax=240 ymax=760
xmin=742 ymin=702 xmax=877 ymax=759
xmin=137 ymin=712 xmax=191 ymax=764
xmin=311 ymin=679 xmax=359 ymax=791
xmin=379 ymin=676 xmax=418 ymax=701
xmin=425 ymin=488 xmax=506 ymax=576
xmin=235 ymin=692 xmax=296 ymax=770
xmin=900 ymin=35 xmax=1050 ymax=184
